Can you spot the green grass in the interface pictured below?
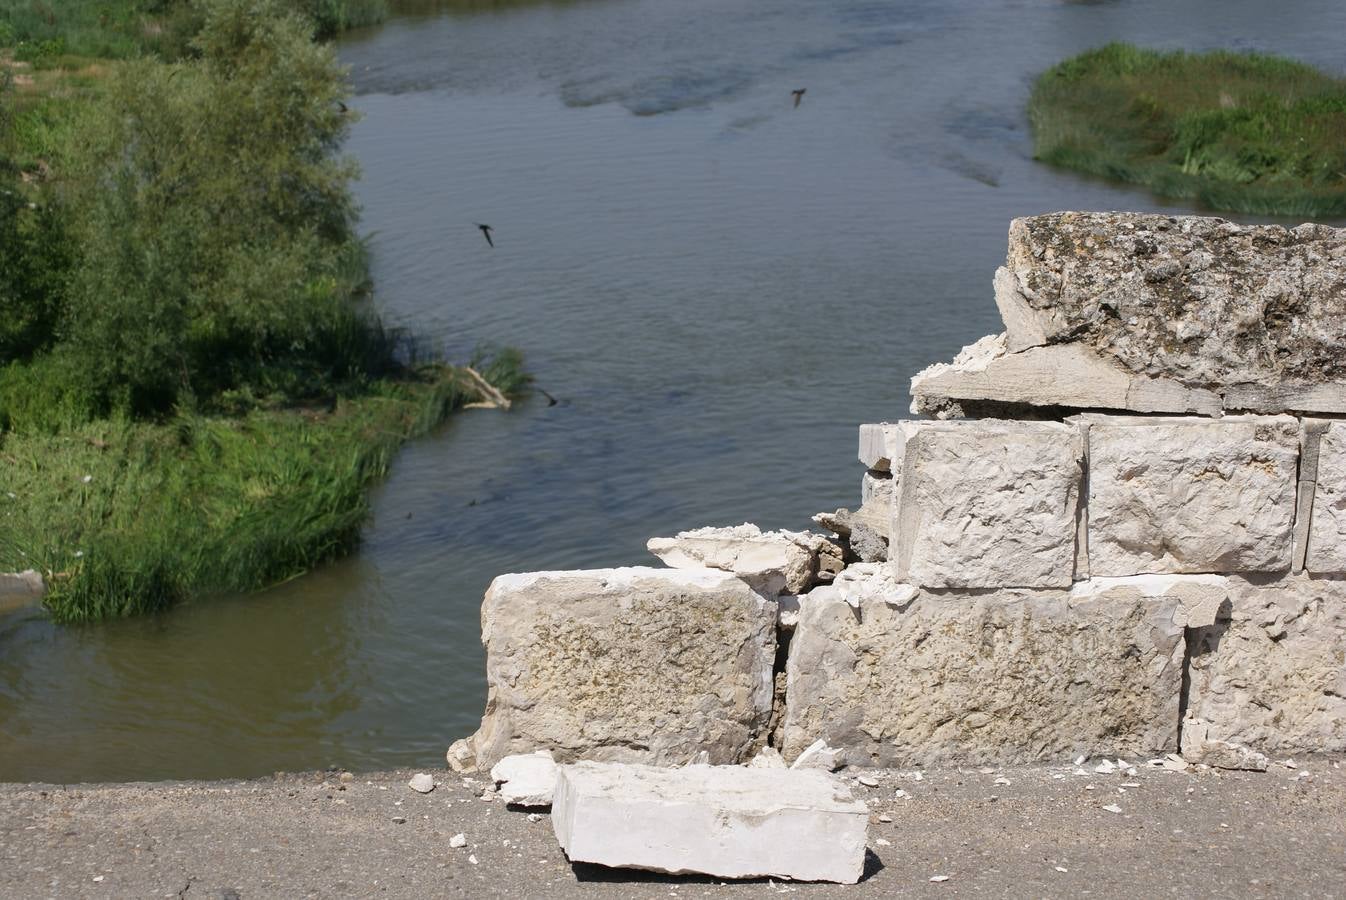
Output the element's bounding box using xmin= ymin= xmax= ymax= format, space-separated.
xmin=0 ymin=363 xmax=521 ymax=622
xmin=1029 ymin=43 xmax=1346 ymax=216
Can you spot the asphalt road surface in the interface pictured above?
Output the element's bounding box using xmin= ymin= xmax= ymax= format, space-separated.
xmin=2 ymin=759 xmax=1343 ymax=898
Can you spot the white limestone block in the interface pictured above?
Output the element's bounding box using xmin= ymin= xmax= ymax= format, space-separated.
xmin=783 ymin=567 xmax=1185 ymax=766
xmin=892 ymin=419 xmax=1083 ymax=588
xmin=647 ymin=523 xmax=834 ymax=595
xmin=1307 ymin=422 xmax=1346 ymax=573
xmin=452 ymin=567 xmax=776 ymax=773
xmin=1085 ymin=416 xmax=1299 ymax=575
xmin=552 ymin=761 xmax=868 ymax=883
xmin=1185 ymin=575 xmax=1346 ymax=753
xmin=490 ymin=751 xmax=558 ymax=807
xmin=858 ymin=423 xmax=903 ymax=472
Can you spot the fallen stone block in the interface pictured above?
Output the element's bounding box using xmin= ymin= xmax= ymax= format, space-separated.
xmin=782 ymin=568 xmax=1185 ymax=766
xmin=1180 ymin=719 xmax=1269 ymax=771
xmin=892 ymin=419 xmax=1082 ymax=589
xmin=789 ymin=739 xmax=847 ymax=772
xmin=1307 ymin=422 xmax=1346 ymax=574
xmin=450 ymin=567 xmax=776 ymax=772
xmin=647 ymin=523 xmax=837 ymax=595
xmin=1185 ymin=575 xmax=1346 ymax=754
xmin=1083 ymin=415 xmax=1299 ymax=575
xmin=552 ymin=761 xmax=868 ymax=883
xmin=747 ymin=747 xmax=786 ymax=769
xmin=490 ymin=751 xmax=558 ymax=807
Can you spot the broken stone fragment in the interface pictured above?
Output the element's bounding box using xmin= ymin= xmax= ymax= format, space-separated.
xmin=551 ymin=761 xmax=868 ymax=883
xmin=453 ymin=567 xmax=776 ymax=772
xmin=892 ymin=419 xmax=1082 ymax=589
xmin=490 ymin=751 xmax=558 ymax=807
xmin=646 ymin=523 xmax=839 ymax=596
xmin=783 ymin=567 xmax=1184 ymax=766
xmin=1068 ymin=574 xmax=1230 ymax=629
xmin=1180 ymin=719 xmax=1269 ymax=771
xmin=1081 ymin=415 xmax=1299 ymax=575
xmin=408 ymin=773 xmax=435 ymax=794
xmin=858 ymin=423 xmax=905 ymax=472
xmin=789 ymin=739 xmax=846 ymax=772
xmin=747 ymin=747 xmax=787 ymax=769
xmin=1184 ymin=575 xmax=1346 ymax=754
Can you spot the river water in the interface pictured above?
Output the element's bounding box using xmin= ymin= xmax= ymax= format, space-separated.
xmin=4 ymin=0 xmax=1345 ymax=782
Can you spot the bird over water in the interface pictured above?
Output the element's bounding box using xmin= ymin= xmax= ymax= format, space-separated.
xmin=791 ymin=88 xmax=806 ymax=108
xmin=476 ymin=223 xmax=494 ymax=247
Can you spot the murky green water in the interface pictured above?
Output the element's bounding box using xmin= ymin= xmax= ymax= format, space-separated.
xmin=4 ymin=0 xmax=1344 ymax=782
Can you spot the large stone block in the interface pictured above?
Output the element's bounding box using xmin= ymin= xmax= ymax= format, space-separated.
xmin=1307 ymin=423 xmax=1346 ymax=574
xmin=915 ymin=213 xmax=1346 ymax=418
xmin=1185 ymin=575 xmax=1346 ymax=753
xmin=647 ymin=524 xmax=835 ymax=595
xmin=1084 ymin=415 xmax=1299 ymax=575
xmin=451 ymin=567 xmax=776 ymax=772
xmin=552 ymin=761 xmax=868 ymax=883
xmin=1003 ymin=213 xmax=1346 ymax=394
xmin=781 ymin=567 xmax=1185 ymax=766
xmin=892 ymin=419 xmax=1082 ymax=589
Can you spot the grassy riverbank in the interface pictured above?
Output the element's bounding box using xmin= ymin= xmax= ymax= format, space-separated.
xmin=1029 ymin=43 xmax=1346 ymax=216
xmin=1 ymin=0 xmax=524 ymax=620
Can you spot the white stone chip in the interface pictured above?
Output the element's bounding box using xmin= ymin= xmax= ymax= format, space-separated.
xmin=490 ymin=750 xmax=558 ymax=807
xmin=747 ymin=747 xmax=787 ymax=770
xmin=790 ymin=739 xmax=845 ymax=772
xmin=552 ymin=762 xmax=868 ymax=883
xmin=449 ymin=833 xmax=467 ymax=849
xmin=408 ymin=773 xmax=435 ymax=794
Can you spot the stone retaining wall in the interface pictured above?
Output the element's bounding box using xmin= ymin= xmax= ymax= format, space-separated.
xmin=450 ymin=212 xmax=1346 ymax=773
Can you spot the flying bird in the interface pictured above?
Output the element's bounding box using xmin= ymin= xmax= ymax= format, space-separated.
xmin=791 ymin=88 xmax=806 ymax=109
xmin=476 ymin=223 xmax=494 ymax=248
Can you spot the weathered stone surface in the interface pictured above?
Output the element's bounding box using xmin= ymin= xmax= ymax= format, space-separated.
xmin=1004 ymin=213 xmax=1346 ymax=390
xmin=1085 ymin=416 xmax=1299 ymax=575
xmin=915 ymin=213 xmax=1346 ymax=417
xmin=647 ymin=524 xmax=836 ymax=595
xmin=552 ymin=761 xmax=868 ymax=883
xmin=910 ymin=333 xmax=1223 ymax=419
xmin=790 ymin=739 xmax=847 ymax=772
xmin=1185 ymin=575 xmax=1346 ymax=753
xmin=452 ymin=567 xmax=776 ymax=772
xmin=490 ymin=751 xmax=558 ymax=807
xmin=893 ymin=420 xmax=1082 ymax=589
xmin=860 ymin=471 xmax=893 ymax=509
xmin=1307 ymin=423 xmax=1346 ymax=574
xmin=1068 ymin=574 xmax=1230 ymax=629
xmin=782 ymin=568 xmax=1184 ymax=766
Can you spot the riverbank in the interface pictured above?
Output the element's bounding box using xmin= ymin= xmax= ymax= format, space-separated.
xmin=2 ymin=761 xmax=1342 ymax=897
xmin=1029 ymin=42 xmax=1346 ymax=216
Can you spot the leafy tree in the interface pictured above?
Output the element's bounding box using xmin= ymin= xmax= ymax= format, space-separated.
xmin=56 ymin=0 xmax=387 ymax=416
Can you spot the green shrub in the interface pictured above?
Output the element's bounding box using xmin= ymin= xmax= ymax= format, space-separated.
xmin=1029 ymin=43 xmax=1346 ymax=216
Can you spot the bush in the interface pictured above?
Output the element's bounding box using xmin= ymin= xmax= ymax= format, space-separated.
xmin=45 ymin=0 xmax=391 ymax=418
xmin=1029 ymin=43 xmax=1346 ymax=216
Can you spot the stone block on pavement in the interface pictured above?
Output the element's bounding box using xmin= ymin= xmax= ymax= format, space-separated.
xmin=552 ymin=761 xmax=868 ymax=883
xmin=450 ymin=567 xmax=776 ymax=773
xmin=782 ymin=567 xmax=1185 ymax=766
